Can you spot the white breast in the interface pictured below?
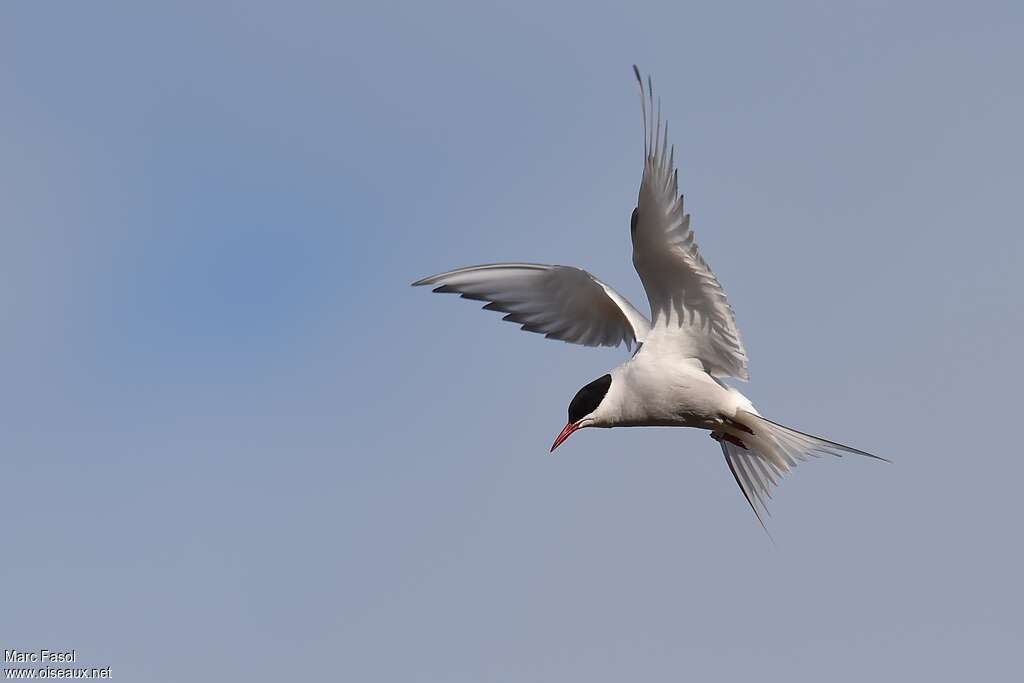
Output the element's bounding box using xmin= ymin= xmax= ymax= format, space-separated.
xmin=601 ymin=348 xmax=751 ymax=429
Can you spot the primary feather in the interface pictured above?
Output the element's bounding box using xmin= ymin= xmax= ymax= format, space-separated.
xmin=412 ymin=263 xmax=651 ymax=350
xmin=630 ymin=66 xmax=749 ymax=379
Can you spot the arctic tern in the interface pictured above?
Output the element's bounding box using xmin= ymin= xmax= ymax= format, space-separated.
xmin=413 ymin=66 xmax=887 ymax=530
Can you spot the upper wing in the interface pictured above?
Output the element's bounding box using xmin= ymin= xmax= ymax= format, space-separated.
xmin=630 ymin=66 xmax=749 ymax=379
xmin=412 ymin=263 xmax=651 ymax=350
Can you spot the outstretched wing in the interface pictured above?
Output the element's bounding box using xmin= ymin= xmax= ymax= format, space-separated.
xmin=412 ymin=263 xmax=651 ymax=350
xmin=630 ymin=66 xmax=748 ymax=379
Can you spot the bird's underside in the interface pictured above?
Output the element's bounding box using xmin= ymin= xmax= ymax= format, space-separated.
xmin=412 ymin=66 xmax=885 ymax=533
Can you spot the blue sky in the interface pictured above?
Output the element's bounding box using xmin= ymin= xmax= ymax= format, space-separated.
xmin=2 ymin=2 xmax=1023 ymax=681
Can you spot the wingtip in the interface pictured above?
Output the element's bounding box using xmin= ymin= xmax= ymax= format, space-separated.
xmin=410 ymin=276 xmax=433 ymax=287
xmin=632 ymin=64 xmax=641 ymax=85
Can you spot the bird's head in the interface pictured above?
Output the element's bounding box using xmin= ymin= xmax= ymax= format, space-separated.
xmin=550 ymin=374 xmax=614 ymax=452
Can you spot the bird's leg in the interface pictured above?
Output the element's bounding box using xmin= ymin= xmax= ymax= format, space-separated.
xmin=724 ymin=418 xmax=754 ymax=435
xmin=710 ymin=431 xmax=748 ymax=450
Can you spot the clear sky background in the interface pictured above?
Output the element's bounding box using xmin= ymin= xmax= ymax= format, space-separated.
xmin=2 ymin=2 xmax=1022 ymax=681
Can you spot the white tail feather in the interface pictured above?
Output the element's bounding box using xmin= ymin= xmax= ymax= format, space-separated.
xmin=720 ymin=410 xmax=888 ymax=532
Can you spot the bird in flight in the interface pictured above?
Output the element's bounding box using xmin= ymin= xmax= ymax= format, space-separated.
xmin=413 ymin=66 xmax=887 ymax=531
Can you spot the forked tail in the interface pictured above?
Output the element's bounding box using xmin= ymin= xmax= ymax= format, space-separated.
xmin=713 ymin=410 xmax=889 ymax=533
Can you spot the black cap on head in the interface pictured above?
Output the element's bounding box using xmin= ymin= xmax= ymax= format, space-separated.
xmin=568 ymin=374 xmax=612 ymax=423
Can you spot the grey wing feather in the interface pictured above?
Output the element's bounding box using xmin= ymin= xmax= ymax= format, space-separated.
xmin=412 ymin=263 xmax=651 ymax=350
xmin=631 ymin=67 xmax=749 ymax=379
